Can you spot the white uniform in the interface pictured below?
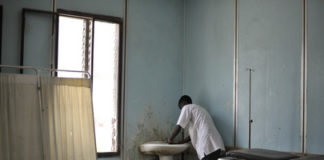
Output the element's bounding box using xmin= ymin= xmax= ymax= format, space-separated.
xmin=177 ymin=104 xmax=225 ymax=160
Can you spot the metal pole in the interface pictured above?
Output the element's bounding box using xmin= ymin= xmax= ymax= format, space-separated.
xmin=247 ymin=68 xmax=254 ymax=149
xmin=36 ymin=71 xmax=46 ymax=160
xmin=233 ymin=0 xmax=239 ymax=148
xmin=301 ymin=0 xmax=308 ymax=154
xmin=121 ymin=0 xmax=128 ymax=158
xmin=38 ymin=68 xmax=91 ymax=78
xmin=0 ymin=65 xmax=38 ymax=73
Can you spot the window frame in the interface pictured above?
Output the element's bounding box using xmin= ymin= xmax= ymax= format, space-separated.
xmin=56 ymin=9 xmax=123 ymax=157
xmin=19 ymin=8 xmax=58 ymax=73
xmin=0 ymin=5 xmax=3 ymax=69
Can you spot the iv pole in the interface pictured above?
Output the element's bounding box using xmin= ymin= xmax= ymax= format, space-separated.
xmin=247 ymin=68 xmax=254 ymax=149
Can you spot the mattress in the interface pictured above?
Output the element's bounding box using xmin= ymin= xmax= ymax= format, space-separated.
xmin=218 ymin=157 xmax=245 ymax=160
xmin=226 ymin=148 xmax=300 ymax=160
xmin=292 ymin=157 xmax=324 ymax=160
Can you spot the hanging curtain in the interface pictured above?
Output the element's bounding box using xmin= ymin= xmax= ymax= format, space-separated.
xmin=0 ymin=73 xmax=43 ymax=160
xmin=41 ymin=76 xmax=96 ymax=160
xmin=0 ymin=73 xmax=96 ymax=160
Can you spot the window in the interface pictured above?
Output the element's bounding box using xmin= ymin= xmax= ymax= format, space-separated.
xmin=56 ymin=10 xmax=122 ymax=156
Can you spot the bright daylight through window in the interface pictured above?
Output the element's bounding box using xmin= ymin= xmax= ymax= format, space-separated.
xmin=57 ymin=15 xmax=121 ymax=154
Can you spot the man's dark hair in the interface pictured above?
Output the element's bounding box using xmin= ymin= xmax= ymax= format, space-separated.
xmin=178 ymin=95 xmax=192 ymax=105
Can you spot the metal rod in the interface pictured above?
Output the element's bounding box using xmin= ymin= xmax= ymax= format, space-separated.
xmin=20 ymin=10 xmax=26 ymax=73
xmin=120 ymin=0 xmax=128 ymax=158
xmin=304 ymin=0 xmax=308 ymax=152
xmin=0 ymin=64 xmax=38 ymax=73
xmin=84 ymin=20 xmax=91 ymax=74
xmin=50 ymin=4 xmax=57 ymax=76
xmin=233 ymin=0 xmax=239 ymax=148
xmin=38 ymin=68 xmax=91 ymax=78
xmin=301 ymin=0 xmax=305 ymax=153
xmin=0 ymin=6 xmax=3 ymax=70
xmin=36 ymin=72 xmax=46 ymax=160
xmin=301 ymin=0 xmax=308 ymax=154
xmin=54 ymin=14 xmax=59 ymax=76
xmin=247 ymin=68 xmax=254 ymax=149
xmin=90 ymin=19 xmax=95 ymax=81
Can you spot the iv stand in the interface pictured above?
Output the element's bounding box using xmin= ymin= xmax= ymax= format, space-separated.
xmin=247 ymin=68 xmax=254 ymax=149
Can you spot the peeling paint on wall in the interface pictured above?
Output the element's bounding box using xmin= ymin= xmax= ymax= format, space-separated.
xmin=125 ymin=105 xmax=198 ymax=160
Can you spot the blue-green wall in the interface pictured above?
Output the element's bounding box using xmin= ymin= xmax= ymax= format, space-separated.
xmin=183 ymin=0 xmax=235 ymax=148
xmin=1 ymin=0 xmax=51 ymax=67
xmin=183 ymin=0 xmax=324 ymax=155
xmin=237 ymin=0 xmax=301 ymax=152
xmin=56 ymin=0 xmax=123 ymax=17
xmin=124 ymin=0 xmax=184 ymax=159
xmin=307 ymin=0 xmax=324 ymax=155
xmin=23 ymin=13 xmax=53 ymax=70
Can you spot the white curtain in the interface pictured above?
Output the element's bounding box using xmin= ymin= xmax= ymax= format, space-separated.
xmin=0 ymin=73 xmax=96 ymax=160
xmin=0 ymin=73 xmax=43 ymax=160
xmin=41 ymin=76 xmax=96 ymax=160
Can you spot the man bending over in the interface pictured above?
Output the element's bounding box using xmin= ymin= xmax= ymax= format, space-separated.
xmin=168 ymin=95 xmax=225 ymax=160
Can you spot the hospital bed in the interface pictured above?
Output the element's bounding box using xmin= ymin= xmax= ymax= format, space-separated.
xmin=218 ymin=148 xmax=324 ymax=160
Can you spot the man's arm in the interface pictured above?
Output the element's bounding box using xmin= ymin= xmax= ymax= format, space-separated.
xmin=178 ymin=136 xmax=191 ymax=144
xmin=168 ymin=125 xmax=181 ymax=144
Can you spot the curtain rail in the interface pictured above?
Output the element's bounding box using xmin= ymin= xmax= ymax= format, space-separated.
xmin=38 ymin=68 xmax=91 ymax=78
xmin=0 ymin=64 xmax=38 ymax=73
xmin=0 ymin=65 xmax=90 ymax=78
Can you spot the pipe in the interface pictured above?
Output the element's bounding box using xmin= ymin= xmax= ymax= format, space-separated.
xmin=301 ymin=0 xmax=308 ymax=154
xmin=233 ymin=0 xmax=239 ymax=148
xmin=247 ymin=68 xmax=254 ymax=149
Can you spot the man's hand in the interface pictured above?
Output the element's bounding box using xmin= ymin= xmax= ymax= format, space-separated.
xmin=168 ymin=125 xmax=182 ymax=144
xmin=167 ymin=138 xmax=173 ymax=144
xmin=167 ymin=139 xmax=181 ymax=144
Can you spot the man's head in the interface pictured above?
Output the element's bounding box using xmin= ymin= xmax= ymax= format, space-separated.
xmin=178 ymin=95 xmax=192 ymax=109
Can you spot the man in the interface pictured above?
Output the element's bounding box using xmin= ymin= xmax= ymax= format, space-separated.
xmin=168 ymin=95 xmax=225 ymax=160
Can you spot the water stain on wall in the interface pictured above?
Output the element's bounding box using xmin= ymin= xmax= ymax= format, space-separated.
xmin=125 ymin=105 xmax=198 ymax=160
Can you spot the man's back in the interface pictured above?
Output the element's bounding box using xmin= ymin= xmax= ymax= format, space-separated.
xmin=177 ymin=104 xmax=225 ymax=159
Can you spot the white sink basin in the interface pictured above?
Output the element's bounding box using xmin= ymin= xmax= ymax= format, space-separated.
xmin=139 ymin=141 xmax=190 ymax=160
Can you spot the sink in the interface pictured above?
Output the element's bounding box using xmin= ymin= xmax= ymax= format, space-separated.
xmin=139 ymin=141 xmax=190 ymax=160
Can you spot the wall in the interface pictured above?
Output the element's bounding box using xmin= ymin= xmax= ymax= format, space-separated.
xmin=183 ymin=0 xmax=235 ymax=149
xmin=0 ymin=0 xmax=52 ymax=68
xmin=56 ymin=0 xmax=123 ymax=17
xmin=306 ymin=0 xmax=324 ymax=155
xmin=124 ymin=0 xmax=185 ymax=159
xmin=237 ymin=0 xmax=301 ymax=152
xmin=183 ymin=0 xmax=324 ymax=155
